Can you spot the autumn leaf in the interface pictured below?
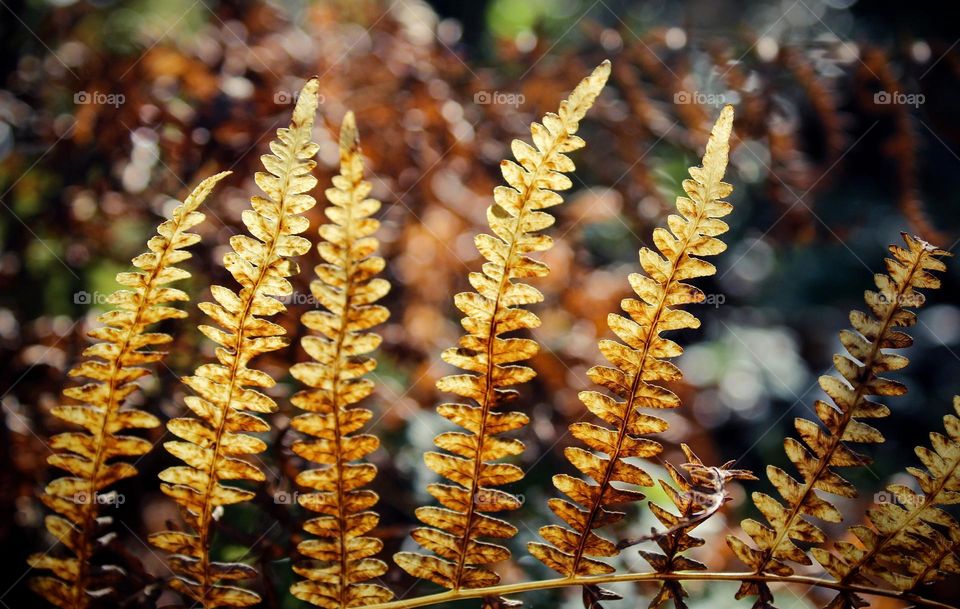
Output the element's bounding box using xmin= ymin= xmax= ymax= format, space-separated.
xmin=287 ymin=111 xmax=394 ymax=609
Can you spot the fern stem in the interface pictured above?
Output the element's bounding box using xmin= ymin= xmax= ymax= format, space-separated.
xmin=327 ymin=149 xmax=360 ymax=609
xmin=356 ymin=572 xmax=957 ymax=609
xmin=752 ymin=246 xmax=927 ymax=576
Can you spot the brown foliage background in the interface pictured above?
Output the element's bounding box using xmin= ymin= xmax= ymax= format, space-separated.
xmin=2 ymin=0 xmax=960 ymax=607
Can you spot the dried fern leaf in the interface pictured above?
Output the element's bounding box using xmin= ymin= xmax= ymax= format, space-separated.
xmin=393 ymin=60 xmax=611 ymax=591
xmin=727 ymin=233 xmax=948 ymax=607
xmin=527 ymin=105 xmax=735 ymax=588
xmin=631 ymin=445 xmax=755 ymax=609
xmin=812 ymin=395 xmax=960 ymax=609
xmin=287 ymin=111 xmax=394 ymax=609
xmin=28 ymin=172 xmax=227 ymax=609
xmin=148 ymin=78 xmax=321 ymax=609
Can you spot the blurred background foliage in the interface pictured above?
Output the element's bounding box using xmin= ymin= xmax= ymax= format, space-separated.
xmin=1 ymin=0 xmax=959 ymax=607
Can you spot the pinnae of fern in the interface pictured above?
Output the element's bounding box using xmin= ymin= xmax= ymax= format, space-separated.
xmin=29 ymin=171 xmax=228 ymax=609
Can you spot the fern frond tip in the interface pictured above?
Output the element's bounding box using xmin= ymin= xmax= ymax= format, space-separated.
xmin=561 ymin=59 xmax=610 ymax=127
xmin=294 ymin=76 xmax=322 ymax=127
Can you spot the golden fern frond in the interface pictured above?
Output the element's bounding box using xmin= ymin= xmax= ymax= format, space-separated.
xmin=727 ymin=233 xmax=948 ymax=608
xmin=393 ymin=60 xmax=611 ymax=592
xmin=287 ymin=111 xmax=393 ymax=609
xmin=527 ymin=106 xmax=735 ymax=588
xmin=28 ymin=172 xmax=228 ymax=609
xmin=148 ymin=78 xmax=321 ymax=609
xmin=812 ymin=395 xmax=960 ymax=609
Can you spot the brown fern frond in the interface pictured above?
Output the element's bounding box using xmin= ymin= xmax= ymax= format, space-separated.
xmin=624 ymin=446 xmax=755 ymax=609
xmin=148 ymin=78 xmax=321 ymax=609
xmin=28 ymin=172 xmax=228 ymax=609
xmin=860 ymin=47 xmax=946 ymax=246
xmin=393 ymin=60 xmax=611 ymax=591
xmin=780 ymin=45 xmax=845 ymax=183
xmin=727 ymin=233 xmax=948 ymax=608
xmin=812 ymin=395 xmax=960 ymax=609
xmin=287 ymin=111 xmax=393 ymax=609
xmin=527 ymin=105 xmax=735 ymax=589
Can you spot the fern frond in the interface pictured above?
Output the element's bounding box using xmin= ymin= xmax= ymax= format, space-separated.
xmin=631 ymin=446 xmax=755 ymax=609
xmin=28 ymin=172 xmax=228 ymax=609
xmin=287 ymin=111 xmax=394 ymax=609
xmin=727 ymin=233 xmax=948 ymax=607
xmin=812 ymin=395 xmax=960 ymax=609
xmin=393 ymin=60 xmax=611 ymax=592
xmin=527 ymin=105 xmax=735 ymax=594
xmin=148 ymin=77 xmax=321 ymax=609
